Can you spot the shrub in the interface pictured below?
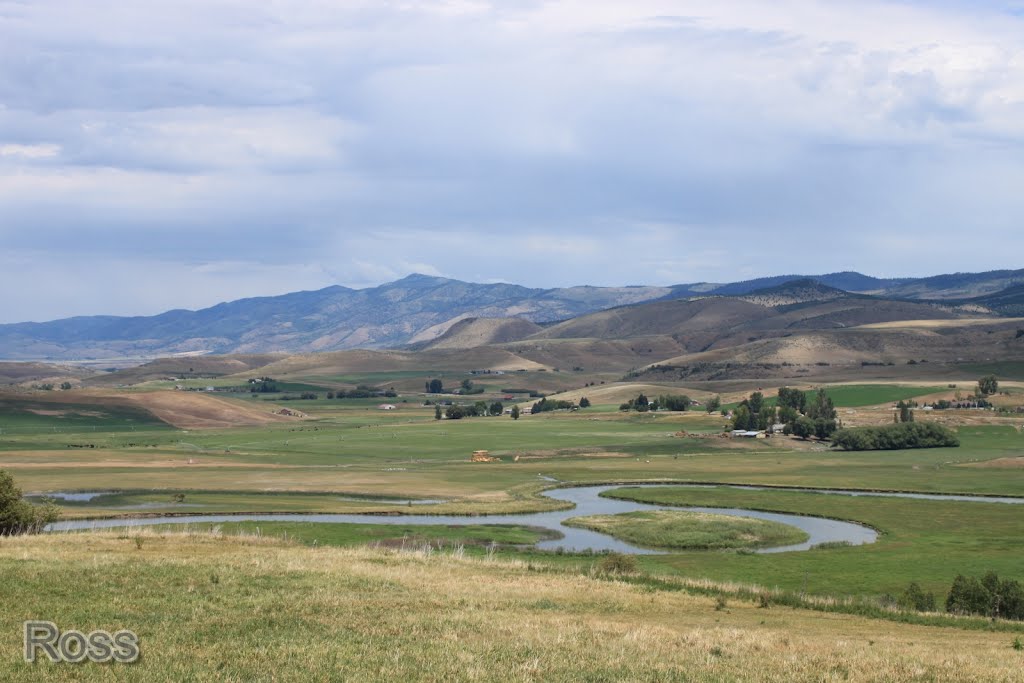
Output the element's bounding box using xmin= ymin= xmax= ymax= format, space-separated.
xmin=898 ymin=582 xmax=936 ymax=612
xmin=0 ymin=470 xmax=59 ymax=534
xmin=597 ymin=552 xmax=639 ymax=575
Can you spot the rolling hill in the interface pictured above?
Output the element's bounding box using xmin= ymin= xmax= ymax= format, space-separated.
xmin=2 ymin=269 xmax=1023 ymax=361
xmin=413 ymin=317 xmax=544 ymax=350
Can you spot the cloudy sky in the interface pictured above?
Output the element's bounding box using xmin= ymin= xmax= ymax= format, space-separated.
xmin=2 ymin=0 xmax=1023 ymax=322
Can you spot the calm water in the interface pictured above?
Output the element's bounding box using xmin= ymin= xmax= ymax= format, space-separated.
xmin=48 ymin=484 xmax=883 ymax=554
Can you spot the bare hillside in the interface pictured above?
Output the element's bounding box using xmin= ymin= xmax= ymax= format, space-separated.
xmin=532 ymin=298 xmax=772 ymax=351
xmin=0 ymin=362 xmax=96 ymax=385
xmin=418 ymin=317 xmax=544 ymax=350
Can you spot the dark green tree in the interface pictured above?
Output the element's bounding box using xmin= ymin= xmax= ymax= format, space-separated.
xmin=790 ymin=416 xmax=816 ymax=440
xmin=806 ymin=388 xmax=836 ymax=421
xmin=978 ymin=375 xmax=999 ymax=396
xmin=426 ymin=379 xmax=444 ymax=394
xmin=899 ymin=582 xmax=936 ymax=612
xmin=731 ymin=405 xmax=754 ymax=431
xmin=658 ymin=395 xmax=691 ymax=411
xmin=510 ymin=405 xmax=520 ymax=420
xmin=579 ymin=397 xmax=591 ymax=409
xmin=705 ymin=396 xmax=721 ymax=414
xmin=946 ymin=574 xmax=991 ymax=616
xmin=777 ymin=387 xmax=807 ymax=413
xmin=0 ymin=470 xmax=58 ymax=534
xmin=777 ymin=405 xmax=799 ymax=426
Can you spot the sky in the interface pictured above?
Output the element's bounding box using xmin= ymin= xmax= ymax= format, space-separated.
xmin=1 ymin=0 xmax=1023 ymax=323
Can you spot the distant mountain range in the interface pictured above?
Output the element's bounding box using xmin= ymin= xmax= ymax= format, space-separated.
xmin=2 ymin=269 xmax=1023 ymax=361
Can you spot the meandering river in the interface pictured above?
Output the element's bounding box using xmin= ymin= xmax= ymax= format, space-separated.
xmin=42 ymin=484 xmax=870 ymax=554
xmin=46 ymin=483 xmax=1024 ymax=554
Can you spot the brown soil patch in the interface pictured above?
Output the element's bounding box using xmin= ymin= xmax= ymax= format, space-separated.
xmin=123 ymin=392 xmax=294 ymax=429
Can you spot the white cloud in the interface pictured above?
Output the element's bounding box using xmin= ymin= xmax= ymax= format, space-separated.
xmin=0 ymin=143 xmax=60 ymax=159
xmin=0 ymin=0 xmax=1023 ymax=321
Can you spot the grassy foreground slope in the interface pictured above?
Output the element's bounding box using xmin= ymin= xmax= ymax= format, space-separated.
xmin=3 ymin=531 xmax=1022 ymax=682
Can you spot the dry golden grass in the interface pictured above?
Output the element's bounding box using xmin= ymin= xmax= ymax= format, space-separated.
xmin=2 ymin=531 xmax=1023 ymax=681
xmin=121 ymin=391 xmax=294 ymax=429
xmin=542 ymin=382 xmax=718 ymax=405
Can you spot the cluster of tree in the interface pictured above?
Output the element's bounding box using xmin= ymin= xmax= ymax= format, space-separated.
xmin=327 ymin=386 xmax=396 ymax=399
xmin=278 ymin=392 xmax=319 ymax=401
xmin=459 ymin=379 xmax=485 ymax=395
xmin=439 ymin=401 xmax=507 ymax=420
xmin=0 ymin=470 xmax=59 ymax=535
xmin=531 ymin=397 xmax=578 ymax=414
xmin=731 ymin=387 xmax=838 ymax=438
xmin=249 ymin=377 xmax=279 ymax=393
xmin=619 ymin=393 xmax=692 ymax=413
xmin=831 ymin=422 xmax=960 ymax=451
xmin=895 ymin=400 xmax=915 ymax=423
xmin=1017 ymin=329 xmax=1024 ymax=339
xmin=620 ymin=394 xmax=650 ymax=412
xmin=704 ymin=396 xmax=721 ymax=414
xmin=785 ymin=388 xmax=837 ymax=439
xmin=425 ymin=379 xmax=445 ymax=394
xmin=500 ymin=388 xmax=544 ymax=397
xmin=730 ymin=391 xmax=776 ymax=431
xmin=923 ymin=398 xmax=992 ymax=410
xmin=655 ymin=394 xmax=692 ymax=411
xmin=946 ymin=572 xmax=1024 ymax=621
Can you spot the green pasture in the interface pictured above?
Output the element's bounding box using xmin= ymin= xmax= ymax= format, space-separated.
xmin=607 ymin=486 xmax=1024 ymax=598
xmin=0 ymin=398 xmax=171 ymax=434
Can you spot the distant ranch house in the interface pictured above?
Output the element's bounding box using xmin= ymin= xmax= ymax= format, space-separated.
xmin=378 ymin=404 xmax=397 ymax=411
